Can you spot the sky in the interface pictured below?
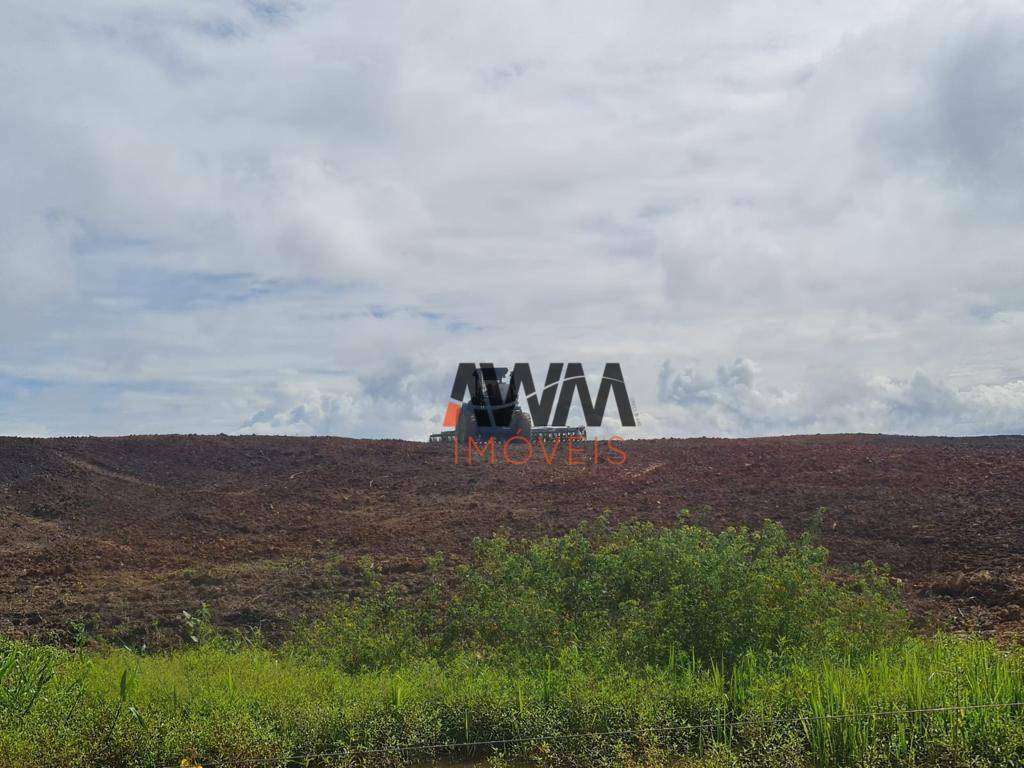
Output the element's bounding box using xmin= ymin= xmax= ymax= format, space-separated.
xmin=2 ymin=0 xmax=1023 ymax=439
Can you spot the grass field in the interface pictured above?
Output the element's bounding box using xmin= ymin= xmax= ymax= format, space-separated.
xmin=2 ymin=518 xmax=1023 ymax=767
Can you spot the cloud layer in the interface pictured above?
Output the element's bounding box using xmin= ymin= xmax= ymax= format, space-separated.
xmin=2 ymin=0 xmax=1022 ymax=438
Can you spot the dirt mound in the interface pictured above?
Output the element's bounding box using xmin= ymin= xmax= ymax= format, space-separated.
xmin=1 ymin=433 xmax=1022 ymax=645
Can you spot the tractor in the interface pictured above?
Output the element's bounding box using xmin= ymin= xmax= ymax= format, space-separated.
xmin=429 ymin=366 xmax=586 ymax=444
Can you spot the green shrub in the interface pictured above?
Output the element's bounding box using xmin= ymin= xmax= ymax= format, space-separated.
xmin=301 ymin=517 xmax=905 ymax=669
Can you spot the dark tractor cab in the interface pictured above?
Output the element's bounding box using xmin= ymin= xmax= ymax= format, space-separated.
xmin=456 ymin=366 xmax=532 ymax=442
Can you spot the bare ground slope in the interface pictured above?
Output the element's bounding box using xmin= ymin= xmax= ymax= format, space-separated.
xmin=1 ymin=434 xmax=1022 ymax=645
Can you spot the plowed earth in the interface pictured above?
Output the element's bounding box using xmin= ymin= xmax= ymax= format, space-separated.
xmin=1 ymin=434 xmax=1022 ymax=646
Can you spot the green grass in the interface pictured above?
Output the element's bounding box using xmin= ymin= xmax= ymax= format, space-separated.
xmin=1 ymin=517 xmax=1022 ymax=767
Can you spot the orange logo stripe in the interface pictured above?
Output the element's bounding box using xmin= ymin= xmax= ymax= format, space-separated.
xmin=443 ymin=401 xmax=460 ymax=427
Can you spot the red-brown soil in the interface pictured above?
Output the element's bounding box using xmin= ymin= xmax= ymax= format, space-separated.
xmin=1 ymin=434 xmax=1022 ymax=646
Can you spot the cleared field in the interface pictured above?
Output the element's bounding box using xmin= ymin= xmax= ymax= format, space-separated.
xmin=1 ymin=433 xmax=1022 ymax=645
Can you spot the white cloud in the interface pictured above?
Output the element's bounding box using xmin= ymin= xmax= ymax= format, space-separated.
xmin=1 ymin=0 xmax=1022 ymax=438
xmin=657 ymin=359 xmax=1024 ymax=437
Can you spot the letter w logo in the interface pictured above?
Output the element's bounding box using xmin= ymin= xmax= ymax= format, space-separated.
xmin=442 ymin=363 xmax=635 ymax=428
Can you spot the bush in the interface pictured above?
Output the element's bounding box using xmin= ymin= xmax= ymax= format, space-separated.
xmin=302 ymin=517 xmax=906 ymax=668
